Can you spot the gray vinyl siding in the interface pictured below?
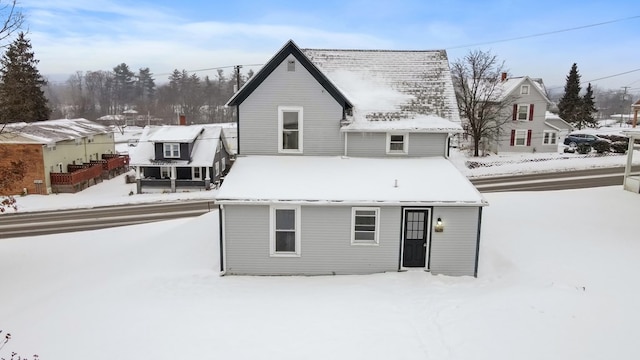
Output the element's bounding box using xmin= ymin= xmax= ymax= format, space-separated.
xmin=497 ymin=79 xmax=551 ymax=153
xmin=429 ymin=206 xmax=480 ymax=277
xmin=224 ymin=204 xmax=402 ymax=275
xmin=346 ymin=132 xmax=448 ymax=157
xmin=238 ymin=54 xmax=345 ymax=156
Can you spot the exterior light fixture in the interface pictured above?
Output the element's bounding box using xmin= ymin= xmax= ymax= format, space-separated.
xmin=434 ymin=217 xmax=444 ymax=232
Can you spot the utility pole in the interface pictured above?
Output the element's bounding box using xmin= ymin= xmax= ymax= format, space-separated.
xmin=233 ymin=65 xmax=243 ymax=155
xmin=234 ymin=65 xmax=243 ymax=93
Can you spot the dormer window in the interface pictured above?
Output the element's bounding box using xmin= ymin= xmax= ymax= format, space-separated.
xmin=287 ymin=60 xmax=296 ymax=72
xmin=164 ymin=143 xmax=180 ymax=158
xmin=520 ymin=85 xmax=530 ymax=95
xmin=386 ymin=133 xmax=408 ymax=154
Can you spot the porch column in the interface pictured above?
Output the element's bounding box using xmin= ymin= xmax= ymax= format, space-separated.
xmin=170 ymin=165 xmax=176 ymax=193
xmin=205 ymin=166 xmax=211 ymax=190
xmin=135 ymin=166 xmax=142 ymax=194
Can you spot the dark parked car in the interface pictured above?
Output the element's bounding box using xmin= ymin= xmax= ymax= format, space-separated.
xmin=563 ymin=133 xmax=611 ymax=148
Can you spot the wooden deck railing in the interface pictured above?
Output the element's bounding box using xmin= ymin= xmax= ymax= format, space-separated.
xmin=50 ymin=163 xmax=103 ymax=185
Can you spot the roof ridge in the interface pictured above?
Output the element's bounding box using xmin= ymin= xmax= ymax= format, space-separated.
xmin=303 ymin=48 xmax=445 ymax=53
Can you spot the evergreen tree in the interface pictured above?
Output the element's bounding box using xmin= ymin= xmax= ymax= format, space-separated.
xmin=135 ymin=67 xmax=155 ymax=113
xmin=578 ymin=83 xmax=598 ymax=129
xmin=0 ymin=32 xmax=50 ymax=122
xmin=112 ymin=63 xmax=135 ymax=112
xmin=557 ymin=63 xmax=582 ymax=127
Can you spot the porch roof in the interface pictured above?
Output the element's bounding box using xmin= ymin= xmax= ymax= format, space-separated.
xmin=216 ymin=156 xmax=487 ymax=206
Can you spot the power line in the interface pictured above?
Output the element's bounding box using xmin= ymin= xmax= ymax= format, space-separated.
xmin=547 ymin=68 xmax=640 ymax=90
xmin=153 ymin=63 xmax=263 ymax=77
xmin=446 ymin=15 xmax=640 ymax=50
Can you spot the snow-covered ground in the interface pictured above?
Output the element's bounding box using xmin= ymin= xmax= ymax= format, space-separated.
xmin=1 ymin=185 xmax=639 ymax=359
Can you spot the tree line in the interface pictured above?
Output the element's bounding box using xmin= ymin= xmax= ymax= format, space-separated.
xmin=45 ymin=65 xmax=255 ymax=124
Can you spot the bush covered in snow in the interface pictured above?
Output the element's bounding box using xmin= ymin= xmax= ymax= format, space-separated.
xmin=592 ymin=141 xmax=610 ymax=154
xmin=611 ymin=141 xmax=628 ymax=154
xmin=576 ymin=143 xmax=592 ymax=154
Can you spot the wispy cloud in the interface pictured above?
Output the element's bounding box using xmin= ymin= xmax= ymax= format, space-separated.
xmin=22 ymin=0 xmax=390 ymax=80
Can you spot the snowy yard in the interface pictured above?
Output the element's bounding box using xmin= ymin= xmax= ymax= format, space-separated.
xmin=2 ymin=186 xmax=640 ymax=359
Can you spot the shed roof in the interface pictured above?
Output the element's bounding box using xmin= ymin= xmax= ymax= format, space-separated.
xmin=216 ymin=156 xmax=486 ymax=206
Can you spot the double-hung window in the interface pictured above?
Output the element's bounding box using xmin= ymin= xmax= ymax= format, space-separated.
xmin=164 ymin=143 xmax=180 ymax=158
xmin=386 ymin=133 xmax=408 ymax=154
xmin=514 ymin=130 xmax=527 ymax=146
xmin=351 ymin=207 xmax=380 ymax=245
xmin=543 ymin=131 xmax=557 ymax=145
xmin=270 ymin=206 xmax=301 ymax=256
xmin=517 ymin=104 xmax=530 ymax=121
xmin=520 ymin=85 xmax=530 ymax=95
xmin=278 ymin=106 xmax=303 ymax=153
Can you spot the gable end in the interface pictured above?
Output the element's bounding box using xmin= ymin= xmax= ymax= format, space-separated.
xmin=227 ymin=40 xmax=353 ymax=110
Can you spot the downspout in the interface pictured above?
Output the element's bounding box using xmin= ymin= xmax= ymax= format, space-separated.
xmin=344 ymin=132 xmax=348 ymax=157
xmin=474 ymin=207 xmax=483 ymax=278
xmin=219 ymin=204 xmax=227 ymax=275
xmin=236 ymin=105 xmax=240 ymax=155
xmin=445 ymin=134 xmax=452 ymax=159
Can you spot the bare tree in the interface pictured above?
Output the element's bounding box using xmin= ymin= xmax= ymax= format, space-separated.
xmin=451 ymin=50 xmax=514 ymax=156
xmin=0 ymin=0 xmax=23 ymax=46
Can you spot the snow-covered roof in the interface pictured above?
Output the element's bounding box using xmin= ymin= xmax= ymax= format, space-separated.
xmin=544 ymin=111 xmax=574 ymax=131
xmin=0 ymin=118 xmax=111 ymax=144
xmin=302 ymin=48 xmax=461 ymax=130
xmin=220 ymin=125 xmax=237 ymax=155
xmin=226 ymin=40 xmax=461 ymax=134
xmin=147 ymin=125 xmax=204 ymax=143
xmin=129 ymin=125 xmax=224 ymax=167
xmin=96 ymin=115 xmax=124 ymax=121
xmin=216 ymin=156 xmax=486 ymax=206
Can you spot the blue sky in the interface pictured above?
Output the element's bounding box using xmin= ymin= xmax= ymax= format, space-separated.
xmin=19 ymin=0 xmax=640 ymax=91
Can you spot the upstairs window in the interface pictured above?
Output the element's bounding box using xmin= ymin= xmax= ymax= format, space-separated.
xmin=287 ymin=60 xmax=296 ymax=72
xmin=270 ymin=206 xmax=301 ymax=256
xmin=278 ymin=106 xmax=303 ymax=153
xmin=517 ymin=104 xmax=529 ymax=121
xmin=520 ymin=85 xmax=530 ymax=95
xmin=387 ymin=133 xmax=408 ymax=154
xmin=164 ymin=143 xmax=180 ymax=158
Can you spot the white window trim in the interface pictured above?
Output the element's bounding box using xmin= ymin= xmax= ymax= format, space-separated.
xmin=192 ymin=166 xmax=201 ymax=180
xmin=215 ymin=161 xmax=220 ymax=176
xmin=163 ymin=143 xmax=180 ymax=158
xmin=514 ymin=129 xmax=527 ymax=147
xmin=517 ymin=104 xmax=530 ymax=121
xmin=269 ymin=205 xmax=301 ymax=257
xmin=351 ymin=207 xmax=380 ymax=246
xmin=277 ymin=106 xmax=303 ymax=154
xmin=520 ymin=85 xmax=530 ymax=95
xmin=543 ymin=130 xmax=557 ymax=145
xmin=386 ymin=133 xmax=409 ymax=155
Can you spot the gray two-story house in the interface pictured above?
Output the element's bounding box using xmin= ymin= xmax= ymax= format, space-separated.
xmin=216 ymin=40 xmax=487 ymax=277
xmin=491 ymin=75 xmax=573 ymax=153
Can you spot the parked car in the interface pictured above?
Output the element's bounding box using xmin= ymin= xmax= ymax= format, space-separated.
xmin=563 ymin=133 xmax=611 ymax=148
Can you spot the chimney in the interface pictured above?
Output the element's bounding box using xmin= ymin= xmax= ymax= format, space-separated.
xmin=501 ymin=72 xmax=508 ymax=81
xmin=179 ymin=114 xmax=186 ymax=126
